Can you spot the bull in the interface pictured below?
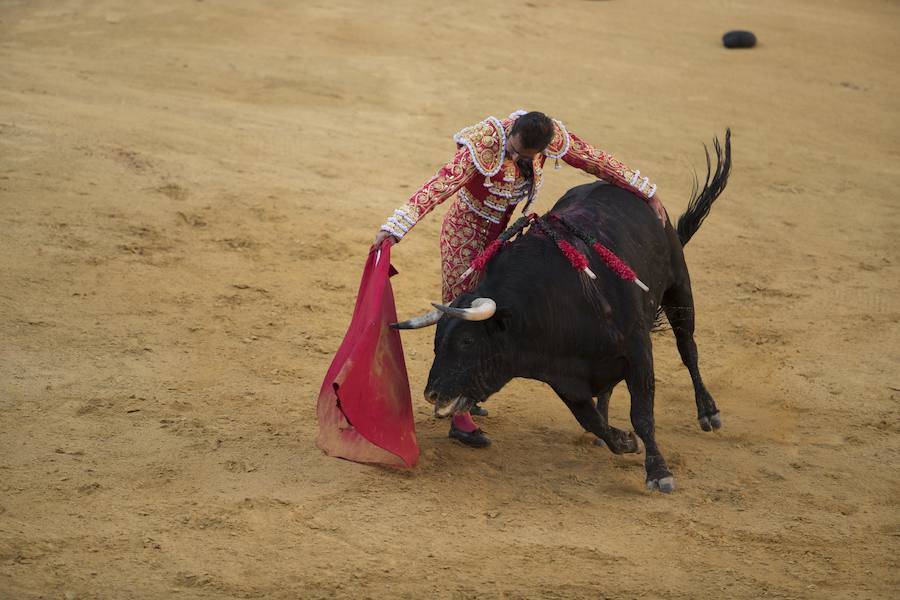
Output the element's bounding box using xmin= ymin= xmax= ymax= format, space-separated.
xmin=394 ymin=131 xmax=732 ymax=493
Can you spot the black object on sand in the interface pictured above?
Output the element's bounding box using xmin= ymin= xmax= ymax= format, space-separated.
xmin=723 ymin=30 xmax=757 ymax=49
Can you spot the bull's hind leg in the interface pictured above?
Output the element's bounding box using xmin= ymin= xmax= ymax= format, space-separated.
xmin=550 ymin=380 xmax=640 ymax=454
xmin=625 ymin=333 xmax=674 ymax=492
xmin=662 ymin=283 xmax=721 ymax=431
xmin=592 ymin=386 xmax=613 ymax=448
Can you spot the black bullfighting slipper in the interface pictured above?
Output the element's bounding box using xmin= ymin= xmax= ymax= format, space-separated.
xmin=448 ymin=423 xmax=492 ymax=448
xmin=470 ymin=404 xmax=489 ymax=417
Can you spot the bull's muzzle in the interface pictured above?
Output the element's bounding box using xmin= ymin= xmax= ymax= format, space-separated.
xmin=424 ymin=390 xmax=472 ymax=418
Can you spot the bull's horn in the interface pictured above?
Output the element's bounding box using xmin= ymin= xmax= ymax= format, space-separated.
xmin=390 ymin=308 xmax=442 ymax=330
xmin=431 ymin=297 xmax=497 ymax=321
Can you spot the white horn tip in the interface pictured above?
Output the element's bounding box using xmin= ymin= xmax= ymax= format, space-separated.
xmin=392 ymin=307 xmax=443 ymax=329
xmin=634 ymin=278 xmax=650 ymax=292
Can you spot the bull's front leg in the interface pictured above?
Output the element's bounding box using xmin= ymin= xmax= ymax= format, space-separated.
xmin=550 ymin=380 xmax=640 ymax=454
xmin=625 ymin=335 xmax=675 ymax=493
xmin=595 ymin=386 xmax=613 ymax=422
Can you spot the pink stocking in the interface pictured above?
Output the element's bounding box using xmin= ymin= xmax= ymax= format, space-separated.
xmin=452 ymin=412 xmax=478 ymax=432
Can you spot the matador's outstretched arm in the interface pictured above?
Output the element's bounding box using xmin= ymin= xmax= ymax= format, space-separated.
xmin=378 ymin=146 xmax=478 ymax=242
xmin=562 ymin=131 xmax=667 ymax=224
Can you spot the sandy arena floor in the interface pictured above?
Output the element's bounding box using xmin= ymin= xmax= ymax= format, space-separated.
xmin=1 ymin=1 xmax=898 ymax=598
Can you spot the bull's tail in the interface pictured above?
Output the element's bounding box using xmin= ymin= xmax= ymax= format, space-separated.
xmin=676 ymin=129 xmax=732 ymax=247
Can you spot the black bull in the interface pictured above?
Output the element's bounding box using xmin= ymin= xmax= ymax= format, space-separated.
xmin=397 ymin=131 xmax=731 ymax=493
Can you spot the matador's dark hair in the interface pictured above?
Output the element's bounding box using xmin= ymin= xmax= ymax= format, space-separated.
xmin=509 ymin=111 xmax=555 ymax=151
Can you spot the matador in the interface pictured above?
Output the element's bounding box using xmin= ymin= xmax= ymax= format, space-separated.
xmin=373 ymin=110 xmax=666 ymax=448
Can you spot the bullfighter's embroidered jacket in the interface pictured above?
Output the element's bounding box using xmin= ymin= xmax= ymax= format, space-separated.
xmin=380 ymin=111 xmax=659 ymax=302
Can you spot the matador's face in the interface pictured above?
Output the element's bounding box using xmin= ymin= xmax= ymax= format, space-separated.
xmin=505 ymin=133 xmax=541 ymax=165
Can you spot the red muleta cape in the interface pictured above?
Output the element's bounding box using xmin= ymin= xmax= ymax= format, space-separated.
xmin=316 ymin=244 xmax=419 ymax=468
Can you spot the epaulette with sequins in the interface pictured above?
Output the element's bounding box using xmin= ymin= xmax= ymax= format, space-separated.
xmin=544 ymin=119 xmax=571 ymax=159
xmin=453 ymin=116 xmax=507 ymax=177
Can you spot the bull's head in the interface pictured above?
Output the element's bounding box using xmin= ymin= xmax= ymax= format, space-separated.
xmin=392 ymin=296 xmax=513 ymax=418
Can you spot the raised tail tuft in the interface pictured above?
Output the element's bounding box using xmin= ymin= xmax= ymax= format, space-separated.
xmin=676 ymin=129 xmax=732 ymax=247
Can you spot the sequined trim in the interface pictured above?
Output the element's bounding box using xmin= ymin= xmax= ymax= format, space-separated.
xmin=394 ymin=208 xmax=416 ymax=227
xmin=487 ymin=179 xmax=530 ymax=198
xmin=483 ymin=198 xmax=507 ymax=211
xmin=458 ymin=188 xmax=501 ymax=224
xmin=453 ymin=116 xmax=506 ymax=177
xmin=380 ymin=223 xmax=405 ymax=239
xmin=628 ymin=170 xmax=657 ymax=197
xmin=543 ymin=119 xmax=571 ymax=159
xmin=387 ymin=216 xmax=410 ymax=233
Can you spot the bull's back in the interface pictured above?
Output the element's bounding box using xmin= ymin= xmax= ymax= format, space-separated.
xmin=477 ymin=182 xmax=677 ymax=356
xmin=551 ymin=182 xmax=675 ymax=296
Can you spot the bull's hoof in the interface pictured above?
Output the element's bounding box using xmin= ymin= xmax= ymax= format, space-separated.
xmin=646 ymin=476 xmax=676 ymax=493
xmin=646 ymin=476 xmax=675 ymax=493
xmin=698 ymin=412 xmax=723 ymax=432
xmin=605 ymin=431 xmax=642 ymax=455
xmin=645 ymin=456 xmax=673 ymax=492
xmin=592 ymin=437 xmax=606 ymax=448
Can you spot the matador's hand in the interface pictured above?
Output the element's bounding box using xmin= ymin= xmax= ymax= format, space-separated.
xmin=372 ymin=230 xmax=398 ymax=251
xmin=648 ymin=195 xmax=668 ymax=226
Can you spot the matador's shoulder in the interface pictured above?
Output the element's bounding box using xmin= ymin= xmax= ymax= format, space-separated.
xmin=453 ymin=116 xmax=506 ymax=177
xmin=543 ymin=118 xmax=570 ymax=159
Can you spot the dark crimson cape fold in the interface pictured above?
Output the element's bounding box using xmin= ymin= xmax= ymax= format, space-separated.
xmin=316 ymin=245 xmax=419 ymax=468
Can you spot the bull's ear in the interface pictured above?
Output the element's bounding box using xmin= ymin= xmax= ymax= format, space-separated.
xmin=486 ymin=307 xmax=512 ymax=335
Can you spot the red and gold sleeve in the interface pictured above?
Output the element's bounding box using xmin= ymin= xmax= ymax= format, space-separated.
xmin=561 ymin=131 xmax=658 ymax=201
xmin=380 ymin=145 xmax=478 ymax=240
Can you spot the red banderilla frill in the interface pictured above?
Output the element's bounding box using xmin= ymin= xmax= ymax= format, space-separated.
xmin=460 ymin=212 xmax=647 ymax=291
xmin=460 ymin=215 xmax=534 ymax=280
xmin=529 ymin=217 xmax=596 ymax=279
xmin=548 ymin=214 xmax=649 ymax=291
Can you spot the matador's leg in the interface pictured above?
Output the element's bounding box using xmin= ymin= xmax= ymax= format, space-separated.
xmin=438 ymin=199 xmax=495 ymax=447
